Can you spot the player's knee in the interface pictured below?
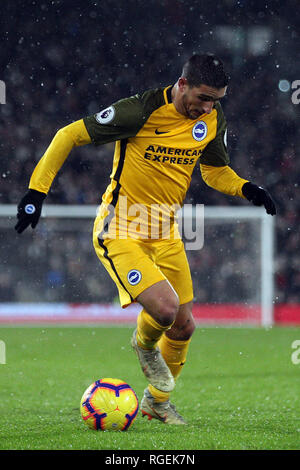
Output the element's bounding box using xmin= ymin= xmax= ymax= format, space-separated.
xmin=181 ymin=315 xmax=196 ymax=339
xmin=171 ymin=312 xmax=196 ymax=340
xmin=157 ymin=297 xmax=180 ymax=327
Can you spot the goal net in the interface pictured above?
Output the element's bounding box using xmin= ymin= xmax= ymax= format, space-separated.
xmin=0 ymin=204 xmax=275 ymax=326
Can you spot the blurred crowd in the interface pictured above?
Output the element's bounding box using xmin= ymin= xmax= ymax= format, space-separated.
xmin=1 ymin=0 xmax=299 ymax=304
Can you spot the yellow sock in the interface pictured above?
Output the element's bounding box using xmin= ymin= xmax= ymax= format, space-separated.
xmin=148 ymin=385 xmax=170 ymax=403
xmin=147 ymin=335 xmax=191 ymax=403
xmin=136 ymin=309 xmax=174 ymax=350
xmin=157 ymin=334 xmax=191 ymax=381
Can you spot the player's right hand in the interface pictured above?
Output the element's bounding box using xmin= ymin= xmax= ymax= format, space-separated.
xmin=15 ymin=189 xmax=47 ymax=234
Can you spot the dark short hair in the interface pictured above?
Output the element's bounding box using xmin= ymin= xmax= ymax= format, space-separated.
xmin=182 ymin=54 xmax=229 ymax=89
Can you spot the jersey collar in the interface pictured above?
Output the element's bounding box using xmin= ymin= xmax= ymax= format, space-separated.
xmin=163 ymin=85 xmax=173 ymax=105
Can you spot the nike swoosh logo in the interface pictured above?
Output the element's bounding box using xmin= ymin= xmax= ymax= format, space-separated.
xmin=155 ymin=129 xmax=169 ymax=135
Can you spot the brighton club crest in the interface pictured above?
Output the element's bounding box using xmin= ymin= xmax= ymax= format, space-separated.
xmin=192 ymin=121 xmax=208 ymax=142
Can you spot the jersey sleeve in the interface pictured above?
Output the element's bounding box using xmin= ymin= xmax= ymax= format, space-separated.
xmin=200 ymin=164 xmax=248 ymax=198
xmin=29 ymin=119 xmax=91 ymax=194
xmin=200 ymin=102 xmax=230 ymax=167
xmin=83 ymin=94 xmax=147 ymax=146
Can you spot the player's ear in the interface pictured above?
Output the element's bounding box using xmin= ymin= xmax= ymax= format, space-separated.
xmin=178 ymin=77 xmax=188 ymax=92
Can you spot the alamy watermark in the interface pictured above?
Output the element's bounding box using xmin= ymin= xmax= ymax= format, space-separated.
xmin=0 ymin=80 xmax=6 ymax=104
xmin=291 ymin=80 xmax=300 ymax=105
xmin=291 ymin=340 xmax=300 ymax=365
xmin=95 ymin=198 xmax=204 ymax=250
xmin=0 ymin=340 xmax=6 ymax=364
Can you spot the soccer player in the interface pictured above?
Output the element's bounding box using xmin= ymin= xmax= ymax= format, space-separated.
xmin=15 ymin=54 xmax=276 ymax=425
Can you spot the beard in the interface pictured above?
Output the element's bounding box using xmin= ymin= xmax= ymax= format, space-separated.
xmin=182 ymin=95 xmax=202 ymax=120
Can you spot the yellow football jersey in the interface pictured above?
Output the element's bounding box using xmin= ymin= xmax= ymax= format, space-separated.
xmin=84 ymin=85 xmax=230 ymax=240
xmin=29 ymin=85 xmax=248 ymax=240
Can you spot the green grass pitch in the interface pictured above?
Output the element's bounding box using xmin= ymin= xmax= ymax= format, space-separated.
xmin=0 ymin=326 xmax=299 ymax=450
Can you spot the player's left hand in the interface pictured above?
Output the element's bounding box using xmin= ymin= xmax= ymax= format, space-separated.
xmin=242 ymin=182 xmax=276 ymax=215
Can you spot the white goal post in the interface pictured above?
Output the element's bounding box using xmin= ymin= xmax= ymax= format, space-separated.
xmin=203 ymin=206 xmax=275 ymax=327
xmin=0 ymin=204 xmax=275 ymax=326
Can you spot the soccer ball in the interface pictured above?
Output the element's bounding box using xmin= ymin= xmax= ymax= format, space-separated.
xmin=80 ymin=378 xmax=139 ymax=431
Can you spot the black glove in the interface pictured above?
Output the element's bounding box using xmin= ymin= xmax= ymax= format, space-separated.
xmin=242 ymin=182 xmax=276 ymax=216
xmin=15 ymin=189 xmax=47 ymax=234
